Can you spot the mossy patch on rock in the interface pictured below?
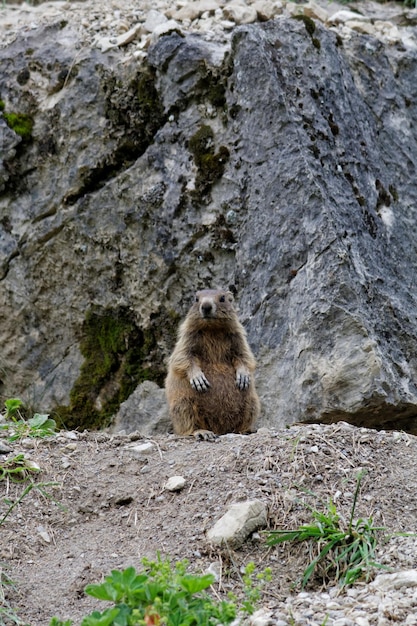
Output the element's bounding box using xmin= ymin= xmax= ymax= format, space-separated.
xmin=54 ymin=306 xmax=164 ymax=430
xmin=64 ymin=67 xmax=166 ymax=206
xmin=2 ymin=109 xmax=33 ymax=140
xmin=188 ymin=124 xmax=230 ymax=202
xmin=293 ymin=15 xmax=321 ymax=50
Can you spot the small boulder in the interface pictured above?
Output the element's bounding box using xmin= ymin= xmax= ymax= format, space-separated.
xmin=164 ymin=475 xmax=186 ymax=492
xmin=207 ymin=499 xmax=267 ymax=548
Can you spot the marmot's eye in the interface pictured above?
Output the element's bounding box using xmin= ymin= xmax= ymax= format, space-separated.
xmin=219 ymin=295 xmax=225 ymax=302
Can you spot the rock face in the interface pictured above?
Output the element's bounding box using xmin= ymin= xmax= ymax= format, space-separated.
xmin=1 ymin=14 xmax=417 ymax=432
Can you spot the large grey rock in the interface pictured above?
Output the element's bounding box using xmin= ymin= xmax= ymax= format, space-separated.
xmin=1 ymin=17 xmax=417 ymax=432
xmin=111 ymin=381 xmax=170 ymax=435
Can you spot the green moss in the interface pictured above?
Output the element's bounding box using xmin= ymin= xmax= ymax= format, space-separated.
xmin=293 ymin=14 xmax=316 ymax=36
xmin=207 ymin=82 xmax=226 ymax=108
xmin=188 ymin=125 xmax=230 ymax=201
xmin=312 ymin=37 xmax=321 ymax=51
xmin=0 ymin=100 xmax=5 ymax=111
xmin=3 ymin=111 xmax=33 ymax=139
xmin=54 ymin=307 xmax=163 ymax=430
xmin=293 ymin=15 xmax=320 ymax=51
xmin=136 ymin=71 xmax=162 ymax=116
xmin=189 ymin=125 xmax=214 ymax=160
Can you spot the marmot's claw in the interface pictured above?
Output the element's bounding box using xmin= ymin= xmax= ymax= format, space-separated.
xmin=193 ymin=429 xmax=218 ymax=441
xmin=190 ymin=373 xmax=210 ymax=392
xmin=236 ymin=373 xmax=250 ymax=390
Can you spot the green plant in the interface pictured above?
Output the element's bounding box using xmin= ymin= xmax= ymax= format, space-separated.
xmin=1 ymin=398 xmax=57 ymax=441
xmin=0 ymin=453 xmax=40 ymax=482
xmin=267 ymin=471 xmax=385 ymax=588
xmin=51 ymin=555 xmax=268 ymax=626
xmin=6 ymin=412 xmax=57 ymax=441
xmin=3 ymin=397 xmax=24 ymax=420
xmin=228 ymin=562 xmax=272 ymax=616
xmin=0 ymin=452 xmax=62 ymax=526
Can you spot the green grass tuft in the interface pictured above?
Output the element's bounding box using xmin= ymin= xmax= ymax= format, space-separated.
xmin=267 ymin=471 xmax=386 ymax=588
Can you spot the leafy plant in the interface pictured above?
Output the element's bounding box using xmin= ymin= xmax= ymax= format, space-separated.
xmin=267 ymin=471 xmax=385 ymax=588
xmin=50 ymin=555 xmax=270 ymax=626
xmin=1 ymin=397 xmax=57 ymax=441
xmin=6 ymin=412 xmax=57 ymax=441
xmin=0 ymin=453 xmax=62 ymax=527
xmin=227 ymin=562 xmax=272 ymax=616
xmin=0 ymin=453 xmax=40 ymax=482
xmin=3 ymin=398 xmax=24 ymax=420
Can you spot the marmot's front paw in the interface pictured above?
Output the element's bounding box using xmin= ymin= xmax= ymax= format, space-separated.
xmin=190 ymin=372 xmax=211 ymax=392
xmin=193 ymin=429 xmax=218 ymax=441
xmin=236 ymin=368 xmax=250 ymax=390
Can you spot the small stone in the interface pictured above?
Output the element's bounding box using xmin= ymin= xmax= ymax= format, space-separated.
xmin=37 ymin=525 xmax=51 ymax=543
xmin=61 ymin=431 xmax=78 ymax=440
xmin=303 ymin=1 xmax=329 ymax=23
xmin=115 ymin=23 xmax=143 ymax=46
xmin=0 ymin=441 xmax=12 ymax=454
xmin=327 ymin=9 xmax=370 ymax=24
xmin=345 ymin=20 xmax=376 ymax=36
xmin=371 ymin=569 xmax=417 ymax=591
xmin=144 ymin=9 xmax=168 ymax=33
xmin=223 ymin=2 xmax=257 ymax=25
xmin=116 ymin=21 xmax=130 ymax=34
xmin=61 ymin=457 xmax=71 ymax=469
xmin=249 ymin=608 xmax=274 ymax=626
xmin=164 ymin=475 xmax=186 ymax=491
xmin=252 ymin=0 xmax=282 ymax=22
xmin=205 ymin=561 xmax=221 ymax=581
xmin=326 ymin=601 xmax=342 ymax=610
xmin=171 ymin=0 xmax=219 ymax=22
xmin=220 ymin=20 xmax=236 ymax=30
xmin=24 ymin=459 xmax=41 ymax=471
xmin=95 ymin=23 xmax=142 ymax=51
xmin=21 ymin=438 xmax=35 ymax=449
xmin=207 ymin=499 xmax=267 ymax=548
xmin=151 ymin=20 xmax=181 ymax=43
xmin=126 ymin=442 xmax=154 ymax=458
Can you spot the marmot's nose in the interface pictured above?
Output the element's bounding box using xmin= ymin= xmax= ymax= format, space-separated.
xmin=201 ymin=301 xmax=214 ymax=316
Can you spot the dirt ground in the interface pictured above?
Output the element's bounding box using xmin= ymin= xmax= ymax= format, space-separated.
xmin=2 ymin=421 xmax=417 ymax=625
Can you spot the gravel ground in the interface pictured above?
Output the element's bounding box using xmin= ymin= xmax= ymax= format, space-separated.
xmin=2 ymin=421 xmax=417 ymax=625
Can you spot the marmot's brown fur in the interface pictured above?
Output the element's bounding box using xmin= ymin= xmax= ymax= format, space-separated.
xmin=165 ymin=289 xmax=261 ymax=438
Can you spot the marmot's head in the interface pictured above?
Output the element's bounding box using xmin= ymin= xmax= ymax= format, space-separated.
xmin=189 ymin=289 xmax=236 ymax=323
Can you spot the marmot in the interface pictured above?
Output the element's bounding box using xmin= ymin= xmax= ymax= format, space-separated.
xmin=165 ymin=289 xmax=261 ymax=439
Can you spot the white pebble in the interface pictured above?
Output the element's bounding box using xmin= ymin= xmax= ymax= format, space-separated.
xmin=164 ymin=475 xmax=186 ymax=491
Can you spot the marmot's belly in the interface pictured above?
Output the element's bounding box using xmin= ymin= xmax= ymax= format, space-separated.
xmin=192 ymin=364 xmax=250 ymax=434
